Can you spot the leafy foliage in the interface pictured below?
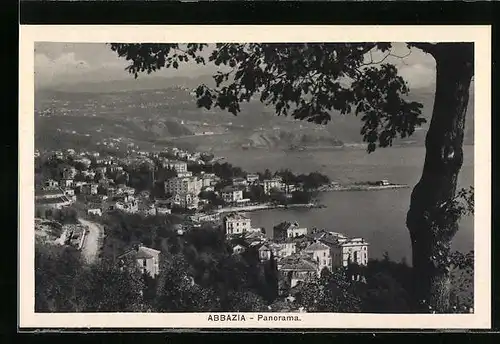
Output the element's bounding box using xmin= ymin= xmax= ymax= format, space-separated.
xmin=110 ymin=43 xmax=426 ymax=153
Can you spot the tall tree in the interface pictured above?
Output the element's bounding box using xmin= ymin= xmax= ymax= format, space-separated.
xmin=109 ymin=42 xmax=474 ymax=312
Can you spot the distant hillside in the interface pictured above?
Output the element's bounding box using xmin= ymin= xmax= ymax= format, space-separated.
xmin=35 ymin=79 xmax=474 ymax=152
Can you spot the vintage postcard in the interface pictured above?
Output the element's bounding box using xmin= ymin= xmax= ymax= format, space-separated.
xmin=19 ymin=25 xmax=491 ymax=330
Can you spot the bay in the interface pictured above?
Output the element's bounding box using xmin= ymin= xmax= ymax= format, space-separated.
xmin=213 ymin=145 xmax=474 ymax=263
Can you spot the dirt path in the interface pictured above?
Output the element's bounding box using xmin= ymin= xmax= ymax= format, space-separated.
xmin=78 ymin=218 xmax=104 ymax=264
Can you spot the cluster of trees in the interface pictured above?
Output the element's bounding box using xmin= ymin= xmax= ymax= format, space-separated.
xmin=273 ymin=169 xmax=331 ymax=190
xmin=35 ymin=209 xmax=473 ymax=313
xmin=36 ymin=212 xmax=280 ymax=312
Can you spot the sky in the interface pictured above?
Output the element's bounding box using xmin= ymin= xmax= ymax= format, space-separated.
xmin=34 ymin=42 xmax=437 ymax=90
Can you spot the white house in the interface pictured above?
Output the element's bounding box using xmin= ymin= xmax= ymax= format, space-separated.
xmin=172 ymin=192 xmax=200 ymax=209
xmin=118 ymin=245 xmax=161 ymax=277
xmin=285 ymin=222 xmax=309 ymax=238
xmin=224 ymin=212 xmax=252 ymax=236
xmin=303 ymin=242 xmax=332 ymax=274
xmin=221 ymin=186 xmax=244 ymax=204
xmin=317 ymin=231 xmax=369 ymax=268
xmin=87 ymin=208 xmax=102 ymax=217
xmin=59 ymin=179 xmax=74 ymax=188
xmin=263 ymin=178 xmax=284 ymax=194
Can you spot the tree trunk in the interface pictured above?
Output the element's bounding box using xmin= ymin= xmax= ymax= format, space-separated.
xmin=406 ymin=43 xmax=474 ymax=313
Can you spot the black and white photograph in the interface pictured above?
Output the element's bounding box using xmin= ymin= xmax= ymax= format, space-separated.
xmin=19 ymin=25 xmax=490 ymax=329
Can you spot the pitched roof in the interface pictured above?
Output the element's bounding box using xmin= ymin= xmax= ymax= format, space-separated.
xmin=280 ymin=257 xmax=317 ymax=272
xmin=118 ymin=245 xmax=160 ymax=260
xmin=304 ymin=242 xmax=330 ymax=251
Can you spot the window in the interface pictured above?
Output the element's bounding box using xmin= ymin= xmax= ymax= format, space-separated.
xmin=143 ymin=259 xmax=147 ymax=267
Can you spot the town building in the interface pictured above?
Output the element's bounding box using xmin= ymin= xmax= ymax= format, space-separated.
xmin=164 ymin=176 xmax=203 ymax=196
xmin=232 ymin=177 xmax=248 ymax=188
xmin=81 ymin=170 xmax=96 ymax=179
xmin=108 ymin=164 xmax=123 ymax=173
xmin=155 ymin=206 xmax=172 ymax=215
xmin=285 ymin=222 xmax=309 ymax=238
xmin=113 ymin=198 xmax=139 ymax=214
xmin=224 ymin=212 xmax=252 ymax=236
xmin=117 ymin=245 xmax=161 ymax=277
xmin=200 ymin=172 xmax=217 ymax=187
xmin=263 ymin=178 xmax=284 ymax=194
xmin=177 ymin=171 xmax=193 ymax=178
xmin=272 ymin=241 xmax=297 ymax=259
xmin=81 ymin=183 xmax=99 ymax=195
xmin=87 ymin=207 xmax=102 ymax=217
xmin=35 ymin=185 xmax=74 ymax=210
xmin=258 ymin=244 xmax=272 ymax=261
xmin=62 ymin=167 xmax=77 ymax=179
xmin=188 ymin=212 xmax=221 ymax=223
xmin=74 ymin=158 xmax=92 ymax=168
xmin=161 ymin=159 xmax=188 ymax=173
xmin=303 ymin=242 xmax=332 ymax=274
xmin=139 ymin=203 xmax=157 ymax=217
xmin=221 ymin=186 xmax=244 ymax=204
xmin=246 ymin=173 xmax=260 ymax=184
xmin=232 ymin=244 xmax=246 ymax=255
xmin=172 ymin=192 xmax=199 ymax=209
xmin=278 ymin=254 xmax=318 ymax=288
xmin=59 ymin=179 xmax=74 ymax=188
xmin=44 ymin=179 xmax=59 ymax=189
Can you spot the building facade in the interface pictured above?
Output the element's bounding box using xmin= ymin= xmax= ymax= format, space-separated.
xmin=118 ymin=245 xmax=161 ymax=277
xmin=263 ymin=178 xmax=284 ymax=194
xmin=224 ymin=213 xmax=252 ymax=236
xmin=221 ymin=186 xmax=244 ymax=204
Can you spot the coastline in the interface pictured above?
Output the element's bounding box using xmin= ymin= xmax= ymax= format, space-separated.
xmin=215 ymin=202 xmax=323 ymax=214
xmin=318 ymin=184 xmax=410 ymax=192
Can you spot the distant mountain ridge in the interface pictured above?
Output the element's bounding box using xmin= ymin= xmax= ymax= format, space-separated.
xmin=35 ymin=77 xmax=474 ymax=151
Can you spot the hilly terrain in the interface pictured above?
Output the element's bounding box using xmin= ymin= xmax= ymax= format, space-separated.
xmin=34 ymin=76 xmax=475 ymax=153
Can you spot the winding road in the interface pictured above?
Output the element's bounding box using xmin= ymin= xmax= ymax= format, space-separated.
xmin=78 ymin=218 xmax=104 ymax=264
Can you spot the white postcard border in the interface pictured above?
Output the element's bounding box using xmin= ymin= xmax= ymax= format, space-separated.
xmin=19 ymin=25 xmax=491 ymax=329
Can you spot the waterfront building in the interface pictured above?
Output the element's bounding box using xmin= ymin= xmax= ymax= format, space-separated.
xmin=263 ymin=178 xmax=284 ymax=194
xmin=224 ymin=212 xmax=252 ymax=236
xmin=221 ymin=186 xmax=244 ymax=204
xmin=285 ymin=222 xmax=309 ymax=238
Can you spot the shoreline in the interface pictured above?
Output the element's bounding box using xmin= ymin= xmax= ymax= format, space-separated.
xmin=215 ymin=202 xmax=323 ymax=214
xmin=318 ymin=184 xmax=410 ymax=192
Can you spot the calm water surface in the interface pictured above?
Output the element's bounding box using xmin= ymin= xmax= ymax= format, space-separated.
xmin=214 ymin=146 xmax=474 ymax=263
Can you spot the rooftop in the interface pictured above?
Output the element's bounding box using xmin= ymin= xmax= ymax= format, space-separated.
xmin=304 ymin=242 xmax=330 ymax=251
xmin=280 ymin=256 xmax=317 ymax=272
xmin=225 ymin=212 xmax=249 ymax=221
xmin=118 ymin=245 xmax=161 ymax=260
